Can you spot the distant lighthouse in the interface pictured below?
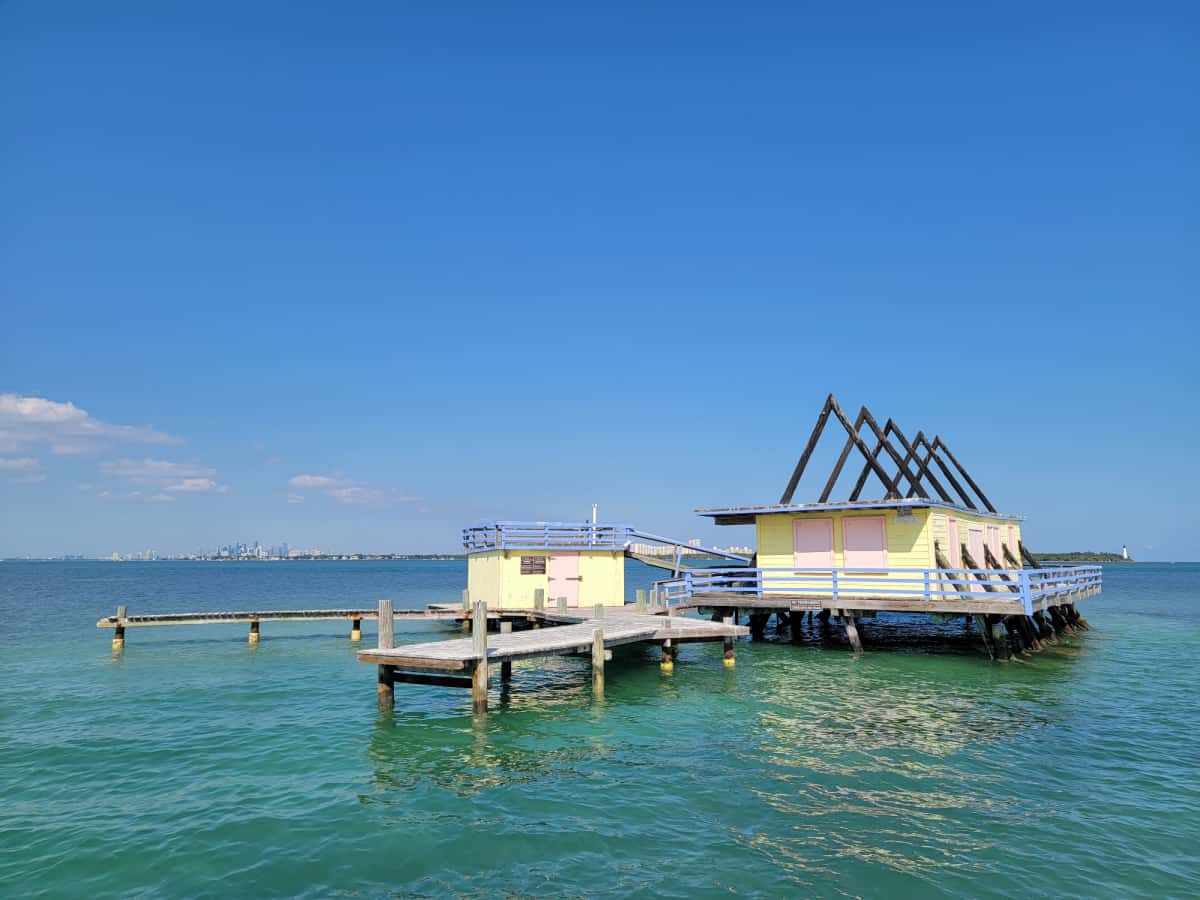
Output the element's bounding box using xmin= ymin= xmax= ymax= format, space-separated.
xmin=1122 ymin=544 xmax=1129 ymax=560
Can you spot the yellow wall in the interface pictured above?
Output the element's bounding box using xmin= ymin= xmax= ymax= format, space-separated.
xmin=929 ymin=511 xmax=1022 ymax=567
xmin=754 ymin=506 xmax=1021 ymax=596
xmin=757 ymin=507 xmax=934 ymax=570
xmin=466 ymin=549 xmax=626 ymax=610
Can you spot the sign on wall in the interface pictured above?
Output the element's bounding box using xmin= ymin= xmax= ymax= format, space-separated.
xmin=520 ymin=556 xmax=546 ymax=575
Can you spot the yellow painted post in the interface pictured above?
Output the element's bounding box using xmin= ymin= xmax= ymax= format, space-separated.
xmin=660 ymin=639 xmax=674 ymax=673
xmin=112 ymin=605 xmax=126 ymax=651
xmin=722 ymin=615 xmax=735 ymax=668
xmin=350 ymin=617 xmax=362 ymax=641
xmin=248 ymin=619 xmax=260 ymax=644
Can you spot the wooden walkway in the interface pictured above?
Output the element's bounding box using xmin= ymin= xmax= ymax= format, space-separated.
xmin=358 ymin=611 xmax=744 ymax=670
xmin=96 ymin=604 xmax=489 ymax=648
xmin=363 ymin=602 xmax=748 ymax=713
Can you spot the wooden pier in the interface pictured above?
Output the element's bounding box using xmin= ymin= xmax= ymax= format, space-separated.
xmin=96 ymin=604 xmax=492 ymax=649
xmin=361 ymin=600 xmax=748 ymax=713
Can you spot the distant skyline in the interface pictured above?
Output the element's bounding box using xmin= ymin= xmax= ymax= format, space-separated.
xmin=2 ymin=2 xmax=1197 ymax=559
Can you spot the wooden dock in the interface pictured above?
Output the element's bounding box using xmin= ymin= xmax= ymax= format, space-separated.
xmin=362 ymin=600 xmax=748 ymax=713
xmin=96 ymin=604 xmax=489 ymax=648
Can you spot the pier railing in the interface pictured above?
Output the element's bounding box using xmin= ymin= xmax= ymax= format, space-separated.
xmin=660 ymin=565 xmax=1102 ymax=615
xmin=462 ymin=522 xmax=634 ymax=552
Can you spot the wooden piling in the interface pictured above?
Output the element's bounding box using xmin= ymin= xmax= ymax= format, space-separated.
xmin=660 ymin=639 xmax=674 ymax=673
xmin=1032 ymin=610 xmax=1057 ymax=643
xmin=748 ymin=613 xmax=769 ymax=641
xmin=500 ymin=621 xmax=513 ymax=681
xmin=788 ymin=610 xmax=805 ymax=641
xmin=594 ymin=603 xmax=604 ymax=620
xmin=350 ymin=617 xmax=362 ymax=642
xmin=112 ymin=605 xmax=126 ymax=651
xmin=471 ymin=600 xmax=488 ymax=714
xmin=377 ymin=664 xmax=395 ymax=709
xmin=986 ymin=614 xmax=1011 ymax=660
xmin=461 ymin=589 xmax=471 ymax=633
xmin=1003 ymin=616 xmax=1025 ymax=655
xmin=635 ymin=589 xmax=647 ymax=613
xmin=556 ymin=596 xmax=567 ymax=611
xmin=592 ymin=628 xmax=605 ymax=698
xmin=378 ymin=599 xmax=394 ymax=649
xmin=843 ymin=613 xmax=864 ymax=655
xmin=722 ymin=615 xmax=736 ymax=667
xmin=534 ymin=588 xmax=544 ymax=612
xmin=248 ymin=620 xmax=260 ymax=644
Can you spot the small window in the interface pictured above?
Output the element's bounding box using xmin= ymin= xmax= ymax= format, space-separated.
xmin=843 ymin=516 xmax=887 ymax=569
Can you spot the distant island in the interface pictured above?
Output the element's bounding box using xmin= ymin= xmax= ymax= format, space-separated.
xmin=1033 ymin=551 xmax=1133 ymax=563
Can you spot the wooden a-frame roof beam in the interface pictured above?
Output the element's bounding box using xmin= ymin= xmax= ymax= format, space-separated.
xmin=932 ymin=436 xmax=997 ymax=513
xmin=779 ymin=394 xmax=834 ymax=504
xmin=818 ymin=407 xmax=869 ymax=502
xmin=857 ymin=407 xmax=928 ymax=502
xmin=911 ymin=433 xmax=977 ymax=509
xmin=849 ymin=423 xmax=954 ymax=504
xmin=780 ymin=395 xmax=902 ymax=503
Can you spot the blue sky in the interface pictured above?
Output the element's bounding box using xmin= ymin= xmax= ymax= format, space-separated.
xmin=1 ymin=1 xmax=1196 ymax=558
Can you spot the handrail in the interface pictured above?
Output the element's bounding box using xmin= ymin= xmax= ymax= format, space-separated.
xmin=626 ymin=530 xmax=751 ymax=563
xmin=658 ymin=565 xmax=1102 ymax=615
xmin=462 ymin=522 xmax=633 ymax=552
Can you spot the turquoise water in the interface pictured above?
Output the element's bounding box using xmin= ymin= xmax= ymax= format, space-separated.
xmin=1 ymin=561 xmax=1197 ymax=898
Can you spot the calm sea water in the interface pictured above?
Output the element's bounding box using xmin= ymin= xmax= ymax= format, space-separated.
xmin=1 ymin=560 xmax=1197 ymax=898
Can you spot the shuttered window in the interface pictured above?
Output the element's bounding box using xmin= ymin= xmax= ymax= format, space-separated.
xmin=843 ymin=516 xmax=887 ymax=569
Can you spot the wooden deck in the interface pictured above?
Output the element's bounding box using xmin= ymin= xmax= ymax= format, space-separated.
xmin=358 ymin=610 xmax=747 ymax=671
xmin=365 ymin=602 xmax=748 ymax=712
xmin=96 ymin=607 xmax=480 ymax=629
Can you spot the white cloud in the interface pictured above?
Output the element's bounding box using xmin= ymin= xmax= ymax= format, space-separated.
xmin=100 ymin=458 xmax=228 ymax=496
xmin=0 ymin=457 xmax=40 ymax=471
xmin=288 ymin=474 xmax=349 ymax=489
xmin=10 ymin=472 xmax=46 ymax=484
xmin=166 ymin=478 xmax=227 ymax=494
xmin=0 ymin=394 xmax=179 ymax=455
xmin=287 ymin=472 xmax=418 ymax=506
xmin=148 ymin=493 xmax=175 ymax=502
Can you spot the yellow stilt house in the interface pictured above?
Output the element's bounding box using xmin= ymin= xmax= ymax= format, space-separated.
xmin=662 ymin=395 xmax=1101 ymax=658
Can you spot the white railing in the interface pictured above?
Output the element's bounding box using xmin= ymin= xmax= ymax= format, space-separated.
xmin=660 ymin=565 xmax=1102 ymax=615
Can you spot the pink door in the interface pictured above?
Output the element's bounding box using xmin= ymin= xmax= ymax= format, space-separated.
xmin=548 ymin=552 xmax=581 ymax=607
xmin=968 ymin=528 xmax=985 ymax=592
xmin=793 ymin=518 xmax=833 ymax=568
xmin=987 ymin=526 xmax=1001 ymax=562
xmin=947 ymin=517 xmax=960 ymax=567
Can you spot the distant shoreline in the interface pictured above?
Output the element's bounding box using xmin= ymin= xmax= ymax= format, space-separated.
xmin=1034 ymin=552 xmax=1133 ymax=563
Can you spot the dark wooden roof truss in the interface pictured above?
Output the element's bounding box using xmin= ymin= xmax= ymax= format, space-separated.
xmin=780 ymin=395 xmax=997 ymax=510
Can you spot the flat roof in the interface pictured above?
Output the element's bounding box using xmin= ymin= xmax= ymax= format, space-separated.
xmin=697 ymin=498 xmax=1023 ymax=525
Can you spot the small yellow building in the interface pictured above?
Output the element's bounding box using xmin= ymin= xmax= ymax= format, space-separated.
xmin=462 ymin=522 xmax=628 ymax=610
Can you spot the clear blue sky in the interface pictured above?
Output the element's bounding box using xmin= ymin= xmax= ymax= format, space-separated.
xmin=1 ymin=1 xmax=1196 ymax=559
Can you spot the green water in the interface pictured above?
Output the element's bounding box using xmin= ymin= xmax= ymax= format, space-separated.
xmin=1 ymin=561 xmax=1197 ymax=898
